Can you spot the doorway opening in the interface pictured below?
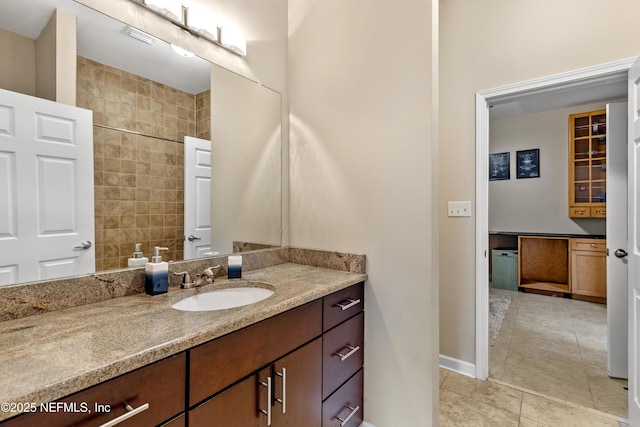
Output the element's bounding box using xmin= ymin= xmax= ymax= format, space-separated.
xmin=475 ymin=58 xmax=635 ymax=418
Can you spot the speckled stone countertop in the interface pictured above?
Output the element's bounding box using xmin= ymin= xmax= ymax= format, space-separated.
xmin=0 ymin=263 xmax=366 ymax=421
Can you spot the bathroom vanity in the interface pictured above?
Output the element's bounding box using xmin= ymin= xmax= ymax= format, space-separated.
xmin=0 ymin=258 xmax=366 ymax=427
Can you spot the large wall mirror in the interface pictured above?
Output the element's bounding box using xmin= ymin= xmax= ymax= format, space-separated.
xmin=0 ymin=0 xmax=282 ymax=286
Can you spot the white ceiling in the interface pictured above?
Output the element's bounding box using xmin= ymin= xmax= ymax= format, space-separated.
xmin=489 ymin=74 xmax=628 ymax=120
xmin=0 ymin=0 xmax=211 ymax=95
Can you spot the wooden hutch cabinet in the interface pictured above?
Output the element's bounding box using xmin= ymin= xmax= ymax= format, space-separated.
xmin=568 ymin=110 xmax=607 ymax=218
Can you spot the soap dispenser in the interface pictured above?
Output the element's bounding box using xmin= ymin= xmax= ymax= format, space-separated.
xmin=145 ymin=246 xmax=169 ymax=296
xmin=128 ymin=243 xmax=148 ymax=268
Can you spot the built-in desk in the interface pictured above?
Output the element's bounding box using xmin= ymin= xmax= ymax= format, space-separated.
xmin=489 ymin=232 xmax=606 ymax=301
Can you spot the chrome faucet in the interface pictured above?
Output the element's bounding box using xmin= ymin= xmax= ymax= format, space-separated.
xmin=173 ymin=265 xmax=221 ymax=289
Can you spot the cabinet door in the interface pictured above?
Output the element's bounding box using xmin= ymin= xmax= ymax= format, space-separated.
xmin=569 ymin=110 xmax=607 ymax=218
xmin=272 ymin=338 xmax=322 ymax=427
xmin=189 ymin=367 xmax=269 ymax=427
xmin=189 ymin=339 xmax=322 ymax=427
xmin=571 ymin=250 xmax=607 ymax=298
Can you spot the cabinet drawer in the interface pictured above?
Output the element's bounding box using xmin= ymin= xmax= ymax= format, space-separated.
xmin=591 ymin=207 xmax=606 ymax=218
xmin=571 ymin=238 xmax=606 ymax=252
xmin=323 ymin=312 xmax=364 ymax=400
xmin=2 ymin=353 xmax=186 ymax=427
xmin=569 ymin=207 xmax=590 ymax=218
xmin=323 ymin=282 xmax=364 ymax=331
xmin=189 ymin=299 xmax=322 ymax=406
xmin=322 ymin=369 xmax=363 ymax=427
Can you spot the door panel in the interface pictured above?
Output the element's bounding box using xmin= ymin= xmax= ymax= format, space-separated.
xmin=606 ymin=101 xmax=628 ymax=379
xmin=0 ymin=88 xmax=94 ymax=286
xmin=184 ymin=136 xmax=212 ymax=259
xmin=627 ymin=56 xmax=640 ymax=424
xmin=37 ymin=156 xmax=77 ymax=234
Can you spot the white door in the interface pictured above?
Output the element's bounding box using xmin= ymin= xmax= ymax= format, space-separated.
xmin=627 ymin=57 xmax=640 ymax=425
xmin=184 ymin=136 xmax=212 ymax=259
xmin=0 ymin=88 xmax=94 ymax=286
xmin=607 ymin=101 xmax=628 ymax=379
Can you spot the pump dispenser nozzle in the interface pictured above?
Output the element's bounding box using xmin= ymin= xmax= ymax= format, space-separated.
xmin=152 ymin=246 xmax=169 ymax=263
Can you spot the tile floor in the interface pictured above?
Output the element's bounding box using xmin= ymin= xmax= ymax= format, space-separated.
xmin=439 ymin=368 xmax=626 ymax=426
xmin=440 ymin=288 xmax=629 ymax=426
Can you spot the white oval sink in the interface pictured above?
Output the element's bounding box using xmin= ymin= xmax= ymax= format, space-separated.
xmin=172 ymin=287 xmax=274 ymax=311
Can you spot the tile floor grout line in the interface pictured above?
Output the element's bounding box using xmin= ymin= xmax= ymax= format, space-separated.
xmin=486 ymin=376 xmax=628 ymax=423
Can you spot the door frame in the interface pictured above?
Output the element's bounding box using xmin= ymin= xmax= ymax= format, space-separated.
xmin=475 ymin=57 xmax=637 ymax=381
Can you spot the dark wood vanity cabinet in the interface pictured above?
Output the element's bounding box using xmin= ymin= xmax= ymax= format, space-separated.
xmin=0 ymin=282 xmax=365 ymax=427
xmin=321 ymin=283 xmax=365 ymax=427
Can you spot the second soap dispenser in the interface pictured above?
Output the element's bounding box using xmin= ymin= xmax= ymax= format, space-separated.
xmin=128 ymin=243 xmax=148 ymax=268
xmin=145 ymin=246 xmax=169 ymax=296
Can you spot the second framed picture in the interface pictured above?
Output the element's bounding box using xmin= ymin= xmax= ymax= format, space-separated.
xmin=516 ymin=149 xmax=539 ymax=179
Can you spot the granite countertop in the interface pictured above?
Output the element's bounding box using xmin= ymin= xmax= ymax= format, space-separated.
xmin=0 ymin=263 xmax=367 ymax=421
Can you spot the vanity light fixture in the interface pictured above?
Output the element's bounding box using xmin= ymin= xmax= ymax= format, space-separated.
xmin=135 ymin=0 xmax=247 ymax=57
xmin=184 ymin=5 xmax=218 ymax=42
xmin=143 ymin=0 xmax=184 ymax=22
xmin=220 ymin=25 xmax=247 ymax=57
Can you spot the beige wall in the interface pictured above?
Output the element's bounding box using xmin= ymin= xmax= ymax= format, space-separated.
xmin=490 ymin=102 xmax=608 ymax=236
xmin=0 ymin=28 xmax=36 ymax=96
xmin=35 ymin=9 xmax=76 ymax=105
xmin=440 ymin=0 xmax=640 ymax=365
xmin=210 ymin=65 xmax=282 ymax=255
xmin=288 ymin=0 xmax=439 ymax=425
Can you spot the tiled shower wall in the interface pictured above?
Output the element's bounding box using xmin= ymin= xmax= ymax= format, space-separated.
xmin=196 ymin=90 xmax=211 ymax=140
xmin=76 ymin=56 xmax=210 ymax=271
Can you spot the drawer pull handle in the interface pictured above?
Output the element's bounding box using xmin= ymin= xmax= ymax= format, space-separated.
xmin=337 ymin=405 xmax=360 ymax=426
xmin=335 ymin=345 xmax=360 ymax=361
xmin=275 ymin=367 xmax=287 ymax=414
xmin=259 ymin=376 xmax=272 ymax=426
xmin=591 ymin=244 xmax=597 ymax=248
xmin=335 ymin=298 xmax=361 ymax=311
xmin=98 ymin=403 xmax=149 ymax=427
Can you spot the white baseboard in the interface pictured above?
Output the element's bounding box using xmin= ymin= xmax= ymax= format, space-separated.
xmin=360 ymin=422 xmax=376 ymax=427
xmin=439 ymin=354 xmax=476 ymax=378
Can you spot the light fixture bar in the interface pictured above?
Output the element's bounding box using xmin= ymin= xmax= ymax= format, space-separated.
xmin=133 ymin=0 xmax=246 ymax=57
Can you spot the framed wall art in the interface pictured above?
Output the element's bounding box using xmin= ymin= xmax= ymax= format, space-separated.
xmin=516 ymin=148 xmax=539 ymax=179
xmin=489 ymin=152 xmax=510 ymax=181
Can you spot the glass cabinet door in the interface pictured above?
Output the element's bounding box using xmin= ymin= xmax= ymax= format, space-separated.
xmin=569 ymin=110 xmax=606 ymax=218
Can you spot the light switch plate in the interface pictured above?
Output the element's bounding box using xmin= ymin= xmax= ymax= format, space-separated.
xmin=448 ymin=201 xmax=472 ymax=217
